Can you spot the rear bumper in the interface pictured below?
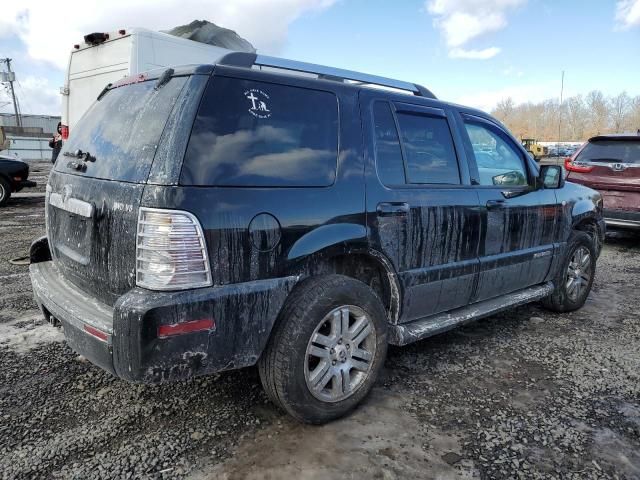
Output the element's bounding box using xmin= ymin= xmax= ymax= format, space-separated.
xmin=603 ymin=209 xmax=640 ymax=229
xmin=20 ymin=179 xmax=37 ymax=188
xmin=14 ymin=179 xmax=37 ymax=193
xmin=30 ymin=259 xmax=298 ymax=383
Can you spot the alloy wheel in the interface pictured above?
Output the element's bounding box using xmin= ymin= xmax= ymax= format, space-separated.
xmin=304 ymin=305 xmax=376 ymax=403
xmin=566 ymin=246 xmax=592 ymax=302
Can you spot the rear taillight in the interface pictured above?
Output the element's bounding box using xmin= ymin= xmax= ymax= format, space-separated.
xmin=136 ymin=208 xmax=212 ymax=290
xmin=564 ymin=157 xmax=593 ymax=173
xmin=61 ymin=125 xmax=69 ymax=140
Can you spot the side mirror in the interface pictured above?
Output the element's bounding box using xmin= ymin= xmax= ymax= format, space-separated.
xmin=539 ymin=165 xmax=565 ymax=189
xmin=493 ymin=170 xmax=527 ymax=186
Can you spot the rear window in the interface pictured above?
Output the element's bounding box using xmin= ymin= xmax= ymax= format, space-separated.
xmin=396 ymin=112 xmax=460 ymax=185
xmin=181 ymin=77 xmax=338 ymax=187
xmin=56 ymin=76 xmax=188 ymax=182
xmin=371 ymin=101 xmax=460 ymax=186
xmin=576 ymin=140 xmax=640 ymax=164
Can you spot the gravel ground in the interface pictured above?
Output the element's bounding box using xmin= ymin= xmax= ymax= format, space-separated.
xmin=1 ymin=164 xmax=639 ymax=479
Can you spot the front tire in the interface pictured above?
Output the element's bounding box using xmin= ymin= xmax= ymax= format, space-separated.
xmin=258 ymin=275 xmax=388 ymax=424
xmin=542 ymin=231 xmax=596 ymax=312
xmin=0 ymin=177 xmax=11 ymax=207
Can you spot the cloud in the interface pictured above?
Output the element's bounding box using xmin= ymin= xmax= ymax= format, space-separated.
xmin=0 ymin=75 xmax=60 ymax=115
xmin=449 ymin=47 xmax=500 ymax=59
xmin=426 ymin=0 xmax=526 ymax=59
xmin=615 ymin=0 xmax=640 ymax=28
xmin=1 ymin=0 xmax=338 ymax=70
xmin=502 ymin=66 xmax=524 ymax=77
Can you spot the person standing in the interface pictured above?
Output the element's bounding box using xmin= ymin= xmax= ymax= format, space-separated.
xmin=49 ymin=122 xmax=63 ymax=163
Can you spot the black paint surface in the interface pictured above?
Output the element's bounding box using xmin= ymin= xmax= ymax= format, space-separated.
xmin=32 ymin=64 xmax=605 ymax=383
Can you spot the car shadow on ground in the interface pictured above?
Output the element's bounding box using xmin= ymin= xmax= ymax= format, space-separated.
xmin=605 ymin=229 xmax=640 ymax=249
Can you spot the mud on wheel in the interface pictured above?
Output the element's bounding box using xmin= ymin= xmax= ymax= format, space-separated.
xmin=542 ymin=231 xmax=596 ymax=313
xmin=258 ymin=275 xmax=388 ymax=424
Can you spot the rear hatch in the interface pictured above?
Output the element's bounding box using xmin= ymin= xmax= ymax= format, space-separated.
xmin=565 ymin=137 xmax=640 ymax=212
xmin=47 ymin=73 xmax=189 ymax=306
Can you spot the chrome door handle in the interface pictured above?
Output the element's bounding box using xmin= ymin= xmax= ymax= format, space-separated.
xmin=377 ymin=202 xmax=409 ymax=217
xmin=486 ymin=199 xmax=506 ymax=209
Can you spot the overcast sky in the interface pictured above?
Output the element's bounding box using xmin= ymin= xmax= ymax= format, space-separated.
xmin=1 ymin=0 xmax=639 ymax=116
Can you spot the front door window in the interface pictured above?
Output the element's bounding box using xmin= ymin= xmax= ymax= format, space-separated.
xmin=464 ymin=122 xmax=528 ymax=187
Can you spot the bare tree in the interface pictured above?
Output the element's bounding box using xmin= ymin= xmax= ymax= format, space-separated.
xmin=629 ymin=96 xmax=640 ymax=133
xmin=610 ymin=91 xmax=632 ymax=133
xmin=491 ymin=91 xmax=639 ymax=141
xmin=493 ymin=97 xmax=515 ymax=124
xmin=585 ymin=90 xmax=609 ymax=136
xmin=565 ymin=96 xmax=587 ymax=140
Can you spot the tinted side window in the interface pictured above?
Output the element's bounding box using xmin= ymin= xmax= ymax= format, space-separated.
xmin=396 ymin=113 xmax=460 ymax=185
xmin=372 ymin=101 xmax=405 ymax=186
xmin=181 ymin=77 xmax=338 ymax=187
xmin=464 ymin=122 xmax=528 ymax=186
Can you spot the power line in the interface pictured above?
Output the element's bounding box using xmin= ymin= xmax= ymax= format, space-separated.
xmin=0 ymin=58 xmax=22 ymax=127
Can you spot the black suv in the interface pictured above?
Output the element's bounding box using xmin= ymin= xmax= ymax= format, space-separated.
xmin=30 ymin=54 xmax=605 ymax=424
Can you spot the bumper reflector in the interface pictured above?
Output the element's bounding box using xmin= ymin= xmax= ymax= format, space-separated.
xmin=84 ymin=324 xmax=109 ymax=342
xmin=158 ymin=319 xmax=215 ymax=338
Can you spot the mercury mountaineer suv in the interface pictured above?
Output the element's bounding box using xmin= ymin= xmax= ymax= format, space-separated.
xmin=29 ymin=53 xmax=605 ymax=424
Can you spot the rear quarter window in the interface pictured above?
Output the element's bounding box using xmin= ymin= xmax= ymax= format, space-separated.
xmin=181 ymin=77 xmax=338 ymax=187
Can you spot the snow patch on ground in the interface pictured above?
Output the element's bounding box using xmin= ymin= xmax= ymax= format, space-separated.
xmin=0 ymin=315 xmax=64 ymax=354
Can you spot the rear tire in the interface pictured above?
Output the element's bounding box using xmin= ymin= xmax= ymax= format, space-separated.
xmin=542 ymin=231 xmax=596 ymax=312
xmin=0 ymin=177 xmax=11 ymax=207
xmin=258 ymin=275 xmax=388 ymax=424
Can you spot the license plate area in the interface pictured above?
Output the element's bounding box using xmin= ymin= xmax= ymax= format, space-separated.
xmin=49 ymin=193 xmax=95 ymax=265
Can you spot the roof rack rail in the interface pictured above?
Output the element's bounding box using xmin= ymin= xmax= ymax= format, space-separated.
xmin=217 ymin=52 xmax=436 ymax=99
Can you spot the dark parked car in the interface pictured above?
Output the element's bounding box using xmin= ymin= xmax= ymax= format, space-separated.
xmin=29 ymin=55 xmax=605 ymax=424
xmin=0 ymin=154 xmax=37 ymax=206
xmin=565 ymin=134 xmax=640 ymax=229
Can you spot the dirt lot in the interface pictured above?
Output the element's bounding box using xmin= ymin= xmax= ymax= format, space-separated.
xmin=1 ymin=163 xmax=639 ymax=480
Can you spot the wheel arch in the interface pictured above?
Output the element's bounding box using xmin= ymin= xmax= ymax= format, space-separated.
xmin=0 ymin=172 xmax=12 ymax=188
xmin=572 ymin=214 xmax=603 ymax=256
xmin=287 ymin=246 xmax=402 ymax=324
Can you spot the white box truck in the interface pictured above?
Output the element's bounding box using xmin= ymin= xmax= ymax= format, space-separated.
xmin=60 ymin=28 xmax=234 ymax=139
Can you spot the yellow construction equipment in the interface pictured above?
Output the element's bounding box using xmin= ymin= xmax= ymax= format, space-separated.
xmin=521 ymin=138 xmax=548 ymax=161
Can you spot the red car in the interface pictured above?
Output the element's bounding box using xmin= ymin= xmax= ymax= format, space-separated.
xmin=565 ymin=134 xmax=640 ymax=229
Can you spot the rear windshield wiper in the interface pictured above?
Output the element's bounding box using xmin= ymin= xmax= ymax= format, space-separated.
xmin=63 ymin=149 xmax=97 ymax=171
xmin=97 ymin=83 xmax=112 ymax=101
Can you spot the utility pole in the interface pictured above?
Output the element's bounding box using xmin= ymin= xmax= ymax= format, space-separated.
xmin=1 ymin=58 xmax=21 ymax=127
xmin=557 ymin=70 xmax=564 ymax=162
